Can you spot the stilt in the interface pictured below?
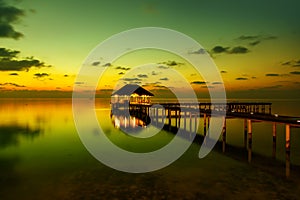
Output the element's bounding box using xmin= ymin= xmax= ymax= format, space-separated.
xmin=204 ymin=113 xmax=207 ymax=136
xmin=244 ymin=119 xmax=247 ymax=148
xmin=285 ymin=124 xmax=291 ymax=178
xmin=222 ymin=116 xmax=226 ymax=153
xmin=247 ymin=119 xmax=252 ymax=163
xmin=272 ymin=122 xmax=276 ymax=158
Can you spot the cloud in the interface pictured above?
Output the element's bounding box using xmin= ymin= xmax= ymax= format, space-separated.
xmin=211 ymin=46 xmax=229 ymax=54
xmin=265 ymin=73 xmax=279 ymax=77
xmin=9 ymin=72 xmax=18 ymax=76
xmin=137 ymin=74 xmax=148 ymax=78
xmin=229 ymin=46 xmax=249 ymax=54
xmin=157 ymin=65 xmax=169 ymax=69
xmin=237 ymin=35 xmax=277 ymax=46
xmin=0 ymin=82 xmax=25 ymax=87
xmin=75 ymin=81 xmax=84 ymax=85
xmin=118 ymin=72 xmax=125 ymax=75
xmin=220 ymin=70 xmax=227 ymax=73
xmin=290 ymin=71 xmax=300 ymax=75
xmin=159 ymin=77 xmax=169 ymax=81
xmin=115 ymin=66 xmax=130 ymax=70
xmin=102 ymin=63 xmax=111 ymax=67
xmin=259 ymin=85 xmax=283 ymax=90
xmin=235 ymin=77 xmax=248 ymax=80
xmin=0 ymin=0 xmax=24 ymax=39
xmin=188 ymin=48 xmax=207 ymax=55
xmin=34 ymin=73 xmax=49 ymax=78
xmin=63 ymin=74 xmax=68 ymax=77
xmin=249 ymin=41 xmax=260 ymax=46
xmin=211 ymin=81 xmax=223 ymax=85
xmin=160 ymin=60 xmax=183 ymax=66
xmin=122 ymin=78 xmax=142 ymax=82
xmin=0 ymin=48 xmax=19 ymax=58
xmin=282 ymin=60 xmax=300 ymax=67
xmin=151 ymin=71 xmax=158 ymax=75
xmin=0 ymin=48 xmax=50 ymax=71
xmin=190 ymin=81 xmax=206 ymax=85
xmin=91 ymin=61 xmax=101 ymax=66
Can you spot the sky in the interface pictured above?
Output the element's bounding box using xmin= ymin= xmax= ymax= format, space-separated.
xmin=0 ymin=0 xmax=300 ymax=98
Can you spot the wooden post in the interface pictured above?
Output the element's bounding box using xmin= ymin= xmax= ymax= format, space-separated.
xmin=222 ymin=116 xmax=226 ymax=153
xmin=184 ymin=112 xmax=187 ymax=131
xmin=272 ymin=122 xmax=276 ymax=158
xmin=244 ymin=119 xmax=247 ymax=148
xmin=248 ymin=119 xmax=252 ymax=163
xmin=285 ymin=124 xmax=291 ymax=178
xmin=189 ymin=112 xmax=192 ymax=133
xmin=194 ymin=114 xmax=197 ymax=133
xmin=204 ymin=113 xmax=207 ymax=136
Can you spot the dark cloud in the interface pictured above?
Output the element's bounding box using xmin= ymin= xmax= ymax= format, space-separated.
xmin=9 ymin=72 xmax=18 ymax=76
xmin=34 ymin=73 xmax=49 ymax=78
xmin=265 ymin=73 xmax=279 ymax=77
xmin=115 ymin=66 xmax=130 ymax=71
xmin=160 ymin=60 xmax=183 ymax=66
xmin=211 ymin=46 xmax=229 ymax=54
xmin=122 ymin=78 xmax=142 ymax=82
xmin=63 ymin=74 xmax=68 ymax=77
xmin=157 ymin=65 xmax=169 ymax=69
xmin=188 ymin=48 xmax=207 ymax=55
xmin=118 ymin=72 xmax=125 ymax=75
xmin=220 ymin=70 xmax=227 ymax=74
xmin=235 ymin=77 xmax=248 ymax=80
xmin=290 ymin=71 xmax=300 ymax=75
xmin=0 ymin=0 xmax=24 ymax=39
xmin=211 ymin=81 xmax=223 ymax=85
xmin=91 ymin=61 xmax=101 ymax=66
xmin=237 ymin=35 xmax=277 ymax=46
xmin=102 ymin=63 xmax=111 ymax=67
xmin=151 ymin=71 xmax=158 ymax=75
xmin=0 ymin=82 xmax=25 ymax=87
xmin=159 ymin=77 xmax=169 ymax=81
xmin=0 ymin=48 xmax=50 ymax=71
xmin=251 ymin=76 xmax=257 ymax=79
xmin=229 ymin=46 xmax=249 ymax=54
xmin=238 ymin=35 xmax=260 ymax=40
xmin=190 ymin=81 xmax=206 ymax=85
xmin=0 ymin=47 xmax=19 ymax=58
xmin=249 ymin=41 xmax=260 ymax=46
xmin=137 ymin=74 xmax=148 ymax=78
xmin=282 ymin=60 xmax=300 ymax=67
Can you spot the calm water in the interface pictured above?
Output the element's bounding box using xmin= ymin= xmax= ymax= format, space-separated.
xmin=1 ymin=98 xmax=300 ymax=199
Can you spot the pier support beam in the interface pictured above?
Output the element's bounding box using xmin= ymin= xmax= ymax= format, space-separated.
xmin=272 ymin=122 xmax=276 ymax=158
xmin=244 ymin=119 xmax=247 ymax=148
xmin=222 ymin=117 xmax=226 ymax=153
xmin=285 ymin=124 xmax=291 ymax=178
xmin=247 ymin=119 xmax=252 ymax=163
xmin=203 ymin=113 xmax=207 ymax=136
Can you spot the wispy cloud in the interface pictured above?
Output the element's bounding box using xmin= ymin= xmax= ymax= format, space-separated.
xmin=188 ymin=48 xmax=207 ymax=55
xmin=237 ymin=35 xmax=277 ymax=46
xmin=137 ymin=74 xmax=148 ymax=78
xmin=190 ymin=81 xmax=206 ymax=85
xmin=115 ymin=66 xmax=130 ymax=71
xmin=91 ymin=61 xmax=101 ymax=66
xmin=0 ymin=82 xmax=25 ymax=87
xmin=290 ymin=71 xmax=300 ymax=75
xmin=235 ymin=77 xmax=248 ymax=80
xmin=281 ymin=60 xmax=300 ymax=67
xmin=159 ymin=77 xmax=169 ymax=81
xmin=9 ymin=72 xmax=18 ymax=76
xmin=265 ymin=73 xmax=279 ymax=77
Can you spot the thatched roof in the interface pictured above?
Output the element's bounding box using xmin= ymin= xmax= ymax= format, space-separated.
xmin=111 ymin=84 xmax=154 ymax=96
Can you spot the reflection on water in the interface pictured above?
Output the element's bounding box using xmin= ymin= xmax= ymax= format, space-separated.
xmin=0 ymin=124 xmax=42 ymax=149
xmin=1 ymin=98 xmax=300 ymax=199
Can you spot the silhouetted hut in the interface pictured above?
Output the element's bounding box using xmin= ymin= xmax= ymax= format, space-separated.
xmin=111 ymin=84 xmax=154 ymax=105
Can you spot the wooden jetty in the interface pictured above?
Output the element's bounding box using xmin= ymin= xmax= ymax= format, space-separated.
xmin=112 ymin=101 xmax=300 ymax=177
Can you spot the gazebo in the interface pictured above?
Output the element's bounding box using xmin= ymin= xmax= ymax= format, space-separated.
xmin=111 ymin=84 xmax=154 ymax=105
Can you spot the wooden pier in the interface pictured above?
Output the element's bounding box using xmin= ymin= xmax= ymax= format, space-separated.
xmin=112 ymin=101 xmax=300 ymax=177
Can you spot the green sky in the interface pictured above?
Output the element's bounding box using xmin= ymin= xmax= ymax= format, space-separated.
xmin=1 ymin=0 xmax=300 ymax=98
